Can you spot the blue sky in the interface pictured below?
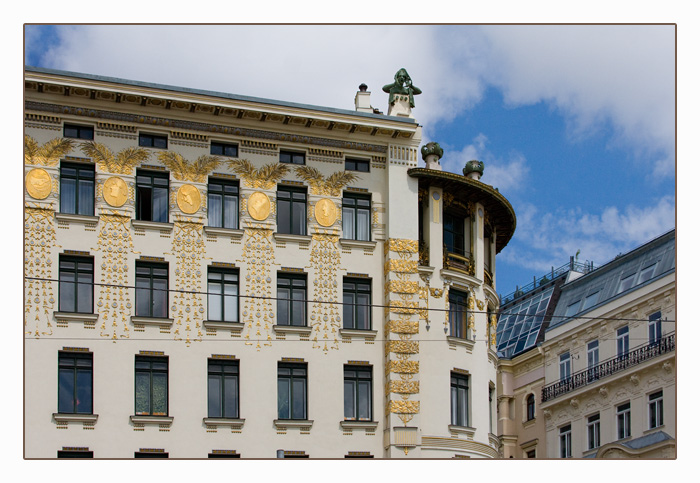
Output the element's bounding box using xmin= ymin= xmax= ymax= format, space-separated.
xmin=23 ymin=24 xmax=676 ymax=296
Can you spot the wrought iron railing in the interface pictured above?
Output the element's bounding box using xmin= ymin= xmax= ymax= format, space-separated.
xmin=541 ymin=333 xmax=675 ymax=402
xmin=500 ymin=259 xmax=597 ymax=305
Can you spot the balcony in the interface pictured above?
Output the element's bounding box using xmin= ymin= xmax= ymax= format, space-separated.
xmin=541 ymin=333 xmax=675 ymax=403
xmin=443 ymin=250 xmax=475 ymax=276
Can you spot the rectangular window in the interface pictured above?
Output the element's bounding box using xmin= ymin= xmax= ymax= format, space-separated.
xmin=59 ymin=255 xmax=94 ymax=314
xmin=134 ymin=451 xmax=168 ymax=458
xmin=208 ymin=452 xmax=241 ymax=458
xmin=450 ymin=372 xmax=469 ymax=427
xmin=526 ymin=394 xmax=536 ymax=421
xmin=618 ymin=273 xmax=635 ymax=294
xmin=581 ymin=291 xmax=599 ymax=311
xmin=60 ymin=163 xmax=95 ymax=216
xmin=136 ymin=170 xmax=169 ymax=223
xmin=279 ymin=150 xmax=305 ymax=165
xmin=648 ymin=311 xmax=662 ymax=345
xmin=277 ymin=186 xmax=307 ymax=235
xmin=210 ymin=141 xmax=238 ymax=157
xmin=587 ymin=413 xmax=601 ymax=450
xmin=617 ymin=326 xmax=629 ymax=358
xmin=587 ymin=340 xmax=599 ymax=381
xmin=649 ymin=391 xmax=663 ymax=429
xmin=57 ymin=450 xmax=94 ymax=458
xmin=559 ymin=352 xmax=572 ymax=381
xmin=344 ymin=365 xmax=372 ymax=421
xmin=277 ymin=363 xmax=307 ymax=420
xmin=63 ymin=124 xmax=94 ymax=140
xmin=58 ymin=351 xmax=93 ymax=414
xmin=342 ymin=193 xmax=371 ymax=241
xmin=135 ymin=262 xmax=169 ymax=318
xmin=208 ymin=179 xmax=239 ymax=229
xmin=343 ymin=278 xmax=371 ymax=330
xmin=638 ymin=263 xmax=657 ymax=284
xmin=208 ymin=359 xmax=239 ymax=419
xmin=138 ymin=132 xmax=168 ymax=149
xmin=559 ymin=424 xmax=572 ymax=458
xmin=448 ymin=289 xmax=469 ymax=339
xmin=443 ymin=213 xmax=465 ymax=256
xmin=207 ymin=268 xmax=239 ymax=322
xmin=135 ymin=355 xmax=168 ymax=416
xmin=345 ymin=158 xmax=369 ymax=172
xmin=565 ymin=300 xmax=580 ymax=318
xmin=526 ymin=449 xmax=536 ymax=459
xmin=617 ymin=402 xmax=631 ymax=439
xmin=277 ymin=273 xmax=307 ymax=326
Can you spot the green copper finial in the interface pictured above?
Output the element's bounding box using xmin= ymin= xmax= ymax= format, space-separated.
xmin=382 ymin=68 xmax=422 ymax=108
xmin=463 ymin=160 xmax=484 ymax=179
xmin=421 ymin=142 xmax=444 ymax=161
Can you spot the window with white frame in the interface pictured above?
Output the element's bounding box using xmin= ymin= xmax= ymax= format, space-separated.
xmin=649 ymin=390 xmax=663 ymax=429
xmin=559 ymin=352 xmax=572 ymax=381
xmin=559 ymin=424 xmax=572 ymax=458
xmin=526 ymin=393 xmax=536 ymax=421
xmin=450 ymin=372 xmax=469 ymax=427
xmin=617 ymin=326 xmax=629 ymax=358
xmin=648 ymin=311 xmax=662 ymax=345
xmin=587 ymin=413 xmax=600 ymax=450
xmin=587 ymin=340 xmax=599 ymax=381
xmin=617 ymin=402 xmax=631 ymax=440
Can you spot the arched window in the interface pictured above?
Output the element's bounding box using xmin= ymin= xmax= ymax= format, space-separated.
xmin=526 ymin=394 xmax=536 ymax=421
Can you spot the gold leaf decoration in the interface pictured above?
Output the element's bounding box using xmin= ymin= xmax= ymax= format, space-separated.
xmin=80 ymin=141 xmax=150 ymax=175
xmin=227 ymin=159 xmax=289 ymax=189
xmin=157 ymin=152 xmax=220 ymax=182
xmin=24 ymin=136 xmax=76 ymax=166
xmin=294 ymin=166 xmax=359 ymax=196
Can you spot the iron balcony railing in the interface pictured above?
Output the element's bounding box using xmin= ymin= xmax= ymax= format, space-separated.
xmin=500 ymin=259 xmax=596 ymax=305
xmin=541 ymin=332 xmax=675 ymax=403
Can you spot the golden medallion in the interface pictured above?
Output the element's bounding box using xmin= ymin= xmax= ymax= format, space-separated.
xmin=25 ymin=168 xmax=52 ymax=199
xmin=103 ymin=176 xmax=128 ymax=207
xmin=176 ymin=184 xmax=201 ymax=214
xmin=248 ymin=191 xmax=271 ymax=221
xmin=314 ymin=198 xmax=337 ymax=227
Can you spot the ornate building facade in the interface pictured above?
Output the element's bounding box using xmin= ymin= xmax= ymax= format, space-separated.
xmin=24 ymin=67 xmax=515 ymax=458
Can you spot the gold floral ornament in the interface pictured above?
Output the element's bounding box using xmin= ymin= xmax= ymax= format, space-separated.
xmin=25 ymin=168 xmax=53 ymax=199
xmin=314 ymin=198 xmax=337 ymax=227
xmin=103 ymin=176 xmax=129 ymax=207
xmin=157 ymin=151 xmax=220 ymax=182
xmin=80 ymin=141 xmax=150 ymax=175
xmin=24 ymin=136 xmax=75 ymax=167
xmin=247 ymin=192 xmax=271 ymax=221
xmin=177 ymin=184 xmax=202 ymax=214
xmin=294 ymin=166 xmax=358 ymax=196
xmin=227 ymin=159 xmax=289 ymax=189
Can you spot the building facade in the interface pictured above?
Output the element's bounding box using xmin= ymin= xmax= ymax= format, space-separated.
xmin=24 ymin=67 xmax=515 ymax=458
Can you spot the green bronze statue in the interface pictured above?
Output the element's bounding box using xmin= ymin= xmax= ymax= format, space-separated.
xmin=382 ymin=68 xmax=422 ymax=108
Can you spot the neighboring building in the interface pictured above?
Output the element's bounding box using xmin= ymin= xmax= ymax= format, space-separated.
xmin=24 ymin=66 xmax=516 ymax=458
xmin=497 ymin=230 xmax=676 ymax=459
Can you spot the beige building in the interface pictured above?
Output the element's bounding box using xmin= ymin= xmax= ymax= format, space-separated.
xmin=24 ymin=67 xmax=515 ymax=458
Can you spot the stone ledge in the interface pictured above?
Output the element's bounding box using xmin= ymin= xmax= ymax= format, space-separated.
xmin=203 ymin=320 xmax=244 ymax=332
xmin=54 ymin=213 xmax=99 ymax=224
xmin=131 ymin=219 xmax=174 ymax=231
xmin=131 ymin=316 xmax=174 ymax=327
xmin=53 ymin=413 xmax=99 ymax=424
xmin=339 ymin=239 xmax=376 ymax=250
xmin=53 ymin=312 xmax=99 ymax=323
xmin=203 ymin=226 xmax=244 ymax=239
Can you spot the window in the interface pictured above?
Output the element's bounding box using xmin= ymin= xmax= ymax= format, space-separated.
xmin=208 ymin=179 xmax=239 ymax=229
xmin=277 ymin=186 xmax=307 ymax=235
xmin=63 ymin=124 xmax=94 ymax=140
xmin=277 ymin=363 xmax=307 ymax=420
xmin=587 ymin=413 xmax=601 ymax=450
xmin=618 ymin=273 xmax=635 ymax=294
xmin=587 ymin=340 xmax=599 ymax=381
xmin=448 ymin=289 xmax=469 ymax=339
xmin=617 ymin=402 xmax=631 ymax=439
xmin=208 ymin=452 xmax=241 ymax=458
xmin=443 ymin=213 xmax=465 ymax=256
xmin=344 ymin=365 xmax=372 ymax=421
xmin=559 ymin=352 xmax=572 ymax=381
xmin=57 ymin=450 xmax=93 ymax=458
xmin=450 ymin=372 xmax=469 ymax=427
xmin=649 ymin=391 xmax=663 ymax=429
xmin=343 ymin=278 xmax=371 ymax=330
xmin=565 ymin=300 xmax=580 ymax=318
xmin=649 ymin=311 xmax=662 ymax=345
xmin=581 ymin=291 xmax=599 ymax=311
xmin=484 ymin=226 xmax=492 ymax=272
xmin=210 ymin=141 xmax=238 ymax=157
xmin=135 ymin=355 xmax=168 ymax=416
xmin=135 ymin=262 xmax=168 ymax=318
xmin=526 ymin=394 xmax=536 ymax=421
xmin=208 ymin=359 xmax=239 ymax=419
xmin=526 ymin=449 xmax=536 ymax=459
xmin=59 ymin=256 xmax=93 ymax=314
xmin=58 ymin=351 xmax=93 ymax=414
xmin=279 ymin=150 xmax=305 ymax=165
xmin=559 ymin=424 xmax=572 ymax=458
xmin=134 ymin=451 xmax=168 ymax=458
xmin=342 ymin=193 xmax=371 ymax=241
xmin=345 ymin=157 xmax=369 ymax=172
xmin=207 ymin=268 xmax=239 ymax=322
xmin=138 ymin=132 xmax=168 ymax=149
xmin=617 ymin=326 xmax=629 ymax=358
xmin=60 ymin=163 xmax=95 ymax=216
xmin=277 ymin=273 xmax=306 ymax=326
xmin=638 ymin=263 xmax=657 ymax=284
xmin=136 ymin=170 xmax=169 ymax=223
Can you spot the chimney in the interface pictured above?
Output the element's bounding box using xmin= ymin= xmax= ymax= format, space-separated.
xmin=355 ymin=84 xmax=373 ymax=113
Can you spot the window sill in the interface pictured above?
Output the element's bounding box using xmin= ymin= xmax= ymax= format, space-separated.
xmin=54 ymin=213 xmax=99 ymax=224
xmin=53 ymin=312 xmax=99 ymax=323
xmin=644 ymin=425 xmax=666 ymax=434
xmin=203 ymin=418 xmax=245 ymax=430
xmin=522 ymin=418 xmax=536 ymax=428
xmin=340 ymin=420 xmax=379 ymax=431
xmin=53 ymin=413 xmax=99 ymax=424
xmin=448 ymin=425 xmax=476 ymax=438
xmin=131 ymin=316 xmax=174 ymax=327
xmin=131 ymin=219 xmax=174 ymax=231
xmin=338 ymin=328 xmax=377 ymax=340
xmin=274 ymin=419 xmax=314 ymax=430
xmin=273 ymin=233 xmax=312 ymax=244
xmin=439 ymin=268 xmax=481 ymax=289
xmin=273 ymin=325 xmax=313 ymax=336
xmin=204 ymin=226 xmax=244 ymax=239
xmin=447 ymin=336 xmax=475 ymax=352
xmin=339 ymin=239 xmax=376 ymax=250
xmin=203 ymin=320 xmax=244 ymax=332
xmin=130 ymin=415 xmax=173 ymax=425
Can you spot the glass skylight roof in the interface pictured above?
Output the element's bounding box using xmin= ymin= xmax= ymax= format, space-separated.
xmin=496 ymin=288 xmax=554 ymax=359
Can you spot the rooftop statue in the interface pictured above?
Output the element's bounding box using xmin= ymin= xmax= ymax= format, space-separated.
xmin=382 ymin=68 xmax=422 ymax=108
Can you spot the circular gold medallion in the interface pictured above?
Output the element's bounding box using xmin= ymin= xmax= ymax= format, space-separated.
xmin=103 ymin=176 xmax=128 ymax=207
xmin=248 ymin=191 xmax=271 ymax=221
xmin=177 ymin=184 xmax=201 ymax=214
xmin=314 ymin=198 xmax=337 ymax=227
xmin=25 ymin=168 xmax=52 ymax=200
